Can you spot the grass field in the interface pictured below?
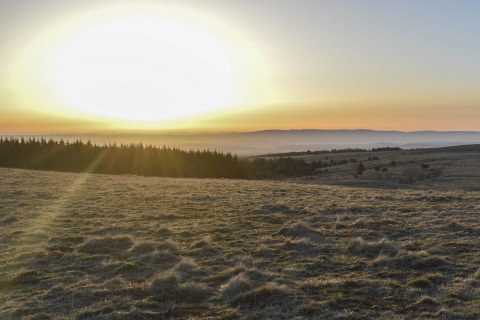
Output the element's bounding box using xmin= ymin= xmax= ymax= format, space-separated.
xmin=281 ymin=144 xmax=480 ymax=191
xmin=1 ymin=167 xmax=479 ymax=319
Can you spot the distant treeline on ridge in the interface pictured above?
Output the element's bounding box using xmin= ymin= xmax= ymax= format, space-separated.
xmin=257 ymin=146 xmax=402 ymax=158
xmin=0 ymin=137 xmax=320 ymax=179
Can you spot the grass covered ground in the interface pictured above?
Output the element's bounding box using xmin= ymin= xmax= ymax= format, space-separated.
xmin=283 ymin=144 xmax=480 ymax=190
xmin=0 ymin=167 xmax=479 ymax=319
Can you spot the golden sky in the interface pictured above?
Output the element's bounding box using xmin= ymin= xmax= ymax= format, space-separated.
xmin=1 ymin=0 xmax=479 ymax=132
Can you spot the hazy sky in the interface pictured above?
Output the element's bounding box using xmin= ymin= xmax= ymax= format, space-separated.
xmin=1 ymin=0 xmax=479 ymax=132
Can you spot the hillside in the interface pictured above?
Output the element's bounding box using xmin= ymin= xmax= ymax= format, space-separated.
xmin=265 ymin=144 xmax=480 ymax=190
xmin=1 ymin=167 xmax=479 ymax=319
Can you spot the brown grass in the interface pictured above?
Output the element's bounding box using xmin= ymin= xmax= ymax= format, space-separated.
xmin=1 ymin=167 xmax=479 ymax=319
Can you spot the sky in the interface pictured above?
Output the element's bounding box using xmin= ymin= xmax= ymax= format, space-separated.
xmin=1 ymin=0 xmax=479 ymax=132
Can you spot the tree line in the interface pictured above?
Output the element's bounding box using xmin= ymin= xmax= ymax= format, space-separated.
xmin=259 ymin=146 xmax=401 ymax=158
xmin=0 ymin=137 xmax=320 ymax=179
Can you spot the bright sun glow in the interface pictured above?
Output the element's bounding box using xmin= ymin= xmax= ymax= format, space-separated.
xmin=32 ymin=6 xmax=260 ymax=122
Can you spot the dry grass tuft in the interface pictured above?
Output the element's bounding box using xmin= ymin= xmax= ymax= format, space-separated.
xmin=173 ymin=257 xmax=202 ymax=277
xmin=409 ymin=296 xmax=440 ymax=310
xmin=281 ymin=237 xmax=317 ymax=255
xmin=406 ymin=277 xmax=434 ymax=288
xmin=129 ymin=241 xmax=157 ymax=255
xmin=230 ymin=282 xmax=291 ymax=307
xmin=335 ymin=217 xmax=368 ymax=229
xmin=346 ymin=237 xmax=398 ymax=258
xmin=140 ymin=249 xmax=179 ymax=267
xmin=277 ymin=221 xmax=322 ymax=240
xmin=156 ymin=239 xmax=180 ymax=255
xmin=191 ymin=236 xmax=213 ymax=249
xmin=220 ymin=273 xmax=252 ymax=301
xmin=462 ymin=269 xmax=480 ymax=289
xmin=372 ymin=250 xmax=452 ymax=271
xmin=77 ymin=235 xmax=134 ymax=254
xmin=189 ymin=236 xmax=219 ymax=256
xmin=157 ymin=226 xmax=172 ymax=236
xmin=150 ymin=271 xmax=212 ymax=303
xmin=209 ymin=263 xmax=248 ymax=282
xmin=150 ymin=271 xmax=181 ymax=297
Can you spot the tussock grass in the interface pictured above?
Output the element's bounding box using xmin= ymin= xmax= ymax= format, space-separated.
xmin=111 ymin=261 xmax=146 ymax=278
xmin=230 ymin=282 xmax=291 ymax=307
xmin=1 ymin=168 xmax=479 ymax=319
xmin=276 ymin=221 xmax=322 ymax=240
xmin=150 ymin=271 xmax=181 ymax=297
xmin=191 ymin=236 xmax=213 ymax=249
xmin=371 ymin=250 xmax=452 ymax=272
xmin=406 ymin=277 xmax=434 ymax=288
xmin=346 ymin=237 xmax=398 ymax=258
xmin=220 ymin=273 xmax=252 ymax=301
xmin=189 ymin=236 xmax=219 ymax=256
xmin=335 ymin=217 xmax=368 ymax=229
xmin=281 ymin=237 xmax=318 ymax=256
xmin=173 ymin=257 xmax=202 ymax=277
xmin=140 ymin=249 xmax=179 ymax=266
xmin=208 ymin=263 xmax=248 ymax=282
xmin=129 ymin=241 xmax=157 ymax=255
xmin=156 ymin=226 xmax=172 ymax=236
xmin=77 ymin=235 xmax=134 ymax=254
xmin=156 ymin=239 xmax=180 ymax=255
xmin=462 ymin=269 xmax=480 ymax=289
xmin=409 ymin=295 xmax=440 ymax=310
xmin=150 ymin=271 xmax=212 ymax=303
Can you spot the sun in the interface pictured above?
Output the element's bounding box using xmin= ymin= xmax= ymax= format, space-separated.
xmin=38 ymin=6 xmax=250 ymax=122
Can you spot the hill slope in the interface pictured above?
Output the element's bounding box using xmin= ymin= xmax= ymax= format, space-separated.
xmin=272 ymin=144 xmax=480 ymax=190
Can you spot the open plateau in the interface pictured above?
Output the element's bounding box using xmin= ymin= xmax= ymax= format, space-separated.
xmin=1 ymin=144 xmax=480 ymax=319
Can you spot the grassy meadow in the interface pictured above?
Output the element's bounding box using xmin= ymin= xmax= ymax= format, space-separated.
xmin=1 ymin=166 xmax=479 ymax=319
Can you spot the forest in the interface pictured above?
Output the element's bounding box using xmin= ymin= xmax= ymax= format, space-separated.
xmin=0 ymin=137 xmax=320 ymax=179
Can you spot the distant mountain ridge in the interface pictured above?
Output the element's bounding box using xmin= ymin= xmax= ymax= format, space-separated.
xmin=2 ymin=129 xmax=480 ymax=156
